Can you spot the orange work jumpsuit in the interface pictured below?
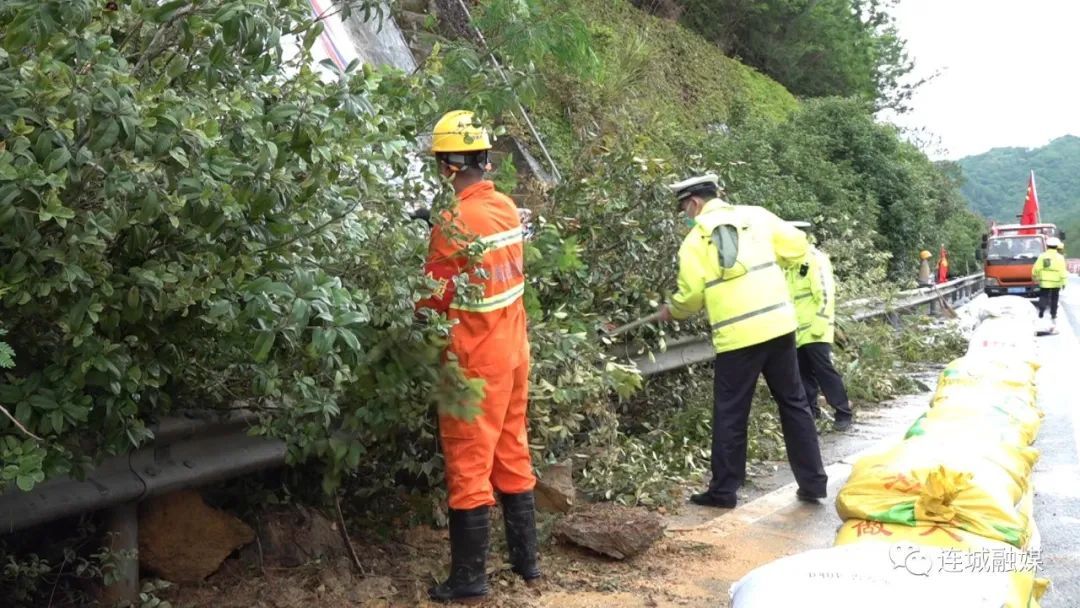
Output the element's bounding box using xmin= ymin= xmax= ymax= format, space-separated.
xmin=416 ymin=181 xmax=536 ymax=510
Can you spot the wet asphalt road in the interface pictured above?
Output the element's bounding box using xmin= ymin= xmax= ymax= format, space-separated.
xmin=1033 ymin=275 xmax=1080 ymax=607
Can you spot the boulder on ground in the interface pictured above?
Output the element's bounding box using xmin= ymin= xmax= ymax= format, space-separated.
xmin=554 ymin=503 xmax=665 ymax=560
xmin=139 ymin=490 xmax=255 ymax=583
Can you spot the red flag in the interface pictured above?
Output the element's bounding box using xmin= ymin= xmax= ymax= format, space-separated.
xmin=937 ymin=245 xmax=948 ymax=283
xmin=1020 ymin=171 xmax=1039 ymax=234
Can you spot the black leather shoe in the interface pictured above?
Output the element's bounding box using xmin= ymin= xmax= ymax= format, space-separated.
xmin=429 ymin=506 xmax=490 ymax=604
xmin=833 ymin=417 xmax=853 ymax=432
xmin=500 ymin=491 xmax=541 ymax=584
xmin=690 ymin=492 xmax=737 ymax=509
xmin=796 ymin=488 xmax=826 ymax=503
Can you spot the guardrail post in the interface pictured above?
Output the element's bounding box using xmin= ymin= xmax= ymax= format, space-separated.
xmin=928 ymin=297 xmax=938 ymax=316
xmin=100 ymin=502 xmax=140 ymax=606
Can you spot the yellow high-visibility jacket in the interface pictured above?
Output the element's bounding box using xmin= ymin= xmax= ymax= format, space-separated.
xmin=786 ymin=246 xmax=836 ymax=347
xmin=670 ymin=199 xmax=807 ymax=354
xmin=1032 ymin=249 xmax=1067 ymax=289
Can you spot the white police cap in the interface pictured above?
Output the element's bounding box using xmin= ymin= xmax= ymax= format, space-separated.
xmin=668 ymin=173 xmax=722 ymax=201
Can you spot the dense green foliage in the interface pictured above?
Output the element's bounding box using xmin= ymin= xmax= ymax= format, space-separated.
xmin=0 ymin=0 xmax=644 ymax=516
xmin=0 ymin=0 xmax=470 ymax=496
xmin=959 ymin=135 xmax=1080 ymax=244
xmin=643 ymin=0 xmax=919 ymax=111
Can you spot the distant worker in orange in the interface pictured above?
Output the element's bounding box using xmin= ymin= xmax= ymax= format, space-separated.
xmin=937 ymin=245 xmax=949 ymax=283
xmin=416 ymin=111 xmax=539 ymax=603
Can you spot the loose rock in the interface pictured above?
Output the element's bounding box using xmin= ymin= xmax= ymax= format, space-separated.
xmin=535 ymin=460 xmax=575 ymax=513
xmin=139 ymin=490 xmax=254 ymax=583
xmin=249 ymin=505 xmax=344 ymax=568
xmin=554 ymin=503 xmax=665 ymax=560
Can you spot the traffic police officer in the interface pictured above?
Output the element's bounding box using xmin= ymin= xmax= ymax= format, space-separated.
xmin=1033 ymin=236 xmax=1067 ymax=329
xmin=657 ymin=174 xmax=828 ymax=508
xmin=785 ymin=223 xmax=853 ymax=431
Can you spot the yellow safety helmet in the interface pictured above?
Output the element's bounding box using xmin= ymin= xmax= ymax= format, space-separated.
xmin=431 ymin=110 xmax=492 ymax=153
xmin=919 ymin=250 xmax=931 ymax=260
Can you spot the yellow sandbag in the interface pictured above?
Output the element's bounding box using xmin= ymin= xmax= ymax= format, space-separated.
xmin=905 ymin=412 xmax=1031 ymax=448
xmin=895 ymin=427 xmax=1039 ymax=489
xmin=928 ymin=398 xmax=1043 ymax=446
xmin=835 ymin=520 xmax=1047 ymax=607
xmin=938 ymin=356 xmax=1038 ymax=393
xmin=923 ymin=405 xmax=1040 ymax=446
xmin=836 ymin=438 xmax=1035 ymax=547
xmin=933 ymin=381 xmax=1038 ymax=412
xmin=1033 ymin=578 xmax=1050 ymax=606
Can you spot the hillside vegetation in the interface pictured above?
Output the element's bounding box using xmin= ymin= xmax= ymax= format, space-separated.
xmin=959 ymin=135 xmax=1080 ymax=242
xmin=669 ymin=0 xmax=920 ymax=112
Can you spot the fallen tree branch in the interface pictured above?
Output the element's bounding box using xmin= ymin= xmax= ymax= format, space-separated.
xmin=0 ymin=404 xmax=42 ymax=441
xmin=335 ymin=495 xmax=367 ymax=576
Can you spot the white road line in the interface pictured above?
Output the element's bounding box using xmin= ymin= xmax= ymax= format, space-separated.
xmin=667 ymin=442 xmax=889 ymax=535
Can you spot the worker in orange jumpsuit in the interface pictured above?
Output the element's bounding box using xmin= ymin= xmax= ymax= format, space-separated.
xmin=416 ymin=111 xmax=539 ymax=603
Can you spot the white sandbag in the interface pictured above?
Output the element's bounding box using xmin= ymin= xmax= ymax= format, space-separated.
xmin=966 ymin=317 xmax=1038 ymax=367
xmin=729 ymin=543 xmax=1040 ymax=608
xmin=972 ymin=295 xmax=1038 ymax=324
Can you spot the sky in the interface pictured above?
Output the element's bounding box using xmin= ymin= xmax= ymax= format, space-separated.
xmin=885 ymin=0 xmax=1080 ymax=160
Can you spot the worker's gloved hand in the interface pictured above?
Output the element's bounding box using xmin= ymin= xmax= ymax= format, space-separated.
xmin=657 ymin=304 xmax=673 ymax=323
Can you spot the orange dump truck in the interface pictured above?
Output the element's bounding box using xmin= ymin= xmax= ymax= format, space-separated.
xmin=979 ymin=223 xmax=1065 ymax=298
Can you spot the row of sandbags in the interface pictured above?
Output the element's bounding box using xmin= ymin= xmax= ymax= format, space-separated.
xmin=731 ymin=297 xmax=1049 ymax=607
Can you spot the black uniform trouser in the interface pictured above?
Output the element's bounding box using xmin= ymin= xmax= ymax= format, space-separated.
xmin=708 ymin=332 xmax=828 ymax=500
xmin=1038 ymin=288 xmax=1060 ymax=319
xmin=797 ymin=343 xmax=852 ymax=421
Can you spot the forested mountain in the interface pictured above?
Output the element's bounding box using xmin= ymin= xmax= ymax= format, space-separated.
xmin=958 ymin=135 xmax=1080 ymax=240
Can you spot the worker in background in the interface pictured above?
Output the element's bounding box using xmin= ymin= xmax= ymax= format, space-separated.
xmin=656 ymin=174 xmax=827 ymax=509
xmin=416 ymin=111 xmax=539 ymax=603
xmin=936 ymin=245 xmax=949 ymax=283
xmin=917 ymin=250 xmax=933 ymax=287
xmin=785 ymin=223 xmax=853 ymax=432
xmin=1032 ymin=236 xmax=1067 ymax=330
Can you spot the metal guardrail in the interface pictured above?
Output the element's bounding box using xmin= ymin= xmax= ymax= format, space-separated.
xmin=612 ymin=273 xmax=985 ymax=377
xmin=0 ymin=411 xmax=285 ymax=534
xmin=0 ymin=410 xmax=286 ymax=601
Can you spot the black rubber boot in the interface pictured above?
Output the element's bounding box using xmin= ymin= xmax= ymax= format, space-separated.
xmin=500 ymin=491 xmax=542 ymax=584
xmin=429 ymin=506 xmax=490 ymax=604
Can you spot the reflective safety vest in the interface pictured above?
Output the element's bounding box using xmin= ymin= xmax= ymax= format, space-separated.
xmin=670 ymin=199 xmax=807 ymax=354
xmin=416 ymin=181 xmax=529 ymax=372
xmin=786 ymin=246 xmax=836 ymax=347
xmin=1032 ymin=249 xmax=1067 ymax=289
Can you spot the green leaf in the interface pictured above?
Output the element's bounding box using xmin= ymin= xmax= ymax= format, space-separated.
xmin=169 ymin=147 xmax=190 ymax=168
xmin=28 ymin=395 xmax=58 ymax=411
xmin=16 ymin=474 xmax=36 ymax=492
xmin=338 ymin=328 xmax=360 ymax=351
xmin=45 ymin=147 xmax=71 ymax=173
xmin=151 ymin=0 xmax=189 ymax=23
xmin=253 ymin=331 xmax=276 ymax=362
